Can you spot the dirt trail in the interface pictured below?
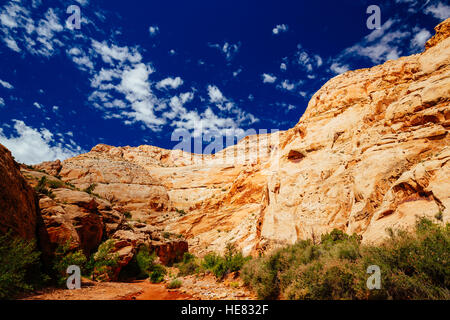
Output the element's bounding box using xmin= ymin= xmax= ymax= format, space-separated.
xmin=121 ymin=282 xmax=192 ymax=300
xmin=22 ymin=274 xmax=255 ymax=300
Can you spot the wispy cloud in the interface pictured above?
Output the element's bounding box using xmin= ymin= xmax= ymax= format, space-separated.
xmin=272 ymin=24 xmax=288 ymax=35
xmin=262 ymin=73 xmax=277 ymax=83
xmin=209 ymin=41 xmax=240 ymax=61
xmin=424 ymin=2 xmax=450 ymax=20
xmin=156 ymin=77 xmax=184 ymax=90
xmin=149 ymin=25 xmax=159 ymax=36
xmin=0 ymin=79 xmax=13 ymax=89
xmin=0 ymin=120 xmax=81 ymax=164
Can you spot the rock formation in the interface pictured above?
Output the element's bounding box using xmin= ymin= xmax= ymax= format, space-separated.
xmin=19 ymin=168 xmax=188 ymax=272
xmin=3 ymin=19 xmax=449 ymax=260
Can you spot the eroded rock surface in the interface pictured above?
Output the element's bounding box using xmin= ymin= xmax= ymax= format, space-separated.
xmin=32 ymin=18 xmax=450 ymax=255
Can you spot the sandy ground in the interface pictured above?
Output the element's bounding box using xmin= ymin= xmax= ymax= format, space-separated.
xmin=22 ymin=273 xmax=255 ymax=300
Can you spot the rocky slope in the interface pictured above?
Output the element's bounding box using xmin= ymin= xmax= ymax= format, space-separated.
xmin=0 ymin=145 xmax=51 ymax=259
xmin=30 ymin=18 xmax=450 ymax=256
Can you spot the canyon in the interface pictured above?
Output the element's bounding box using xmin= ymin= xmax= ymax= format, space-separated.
xmin=1 ymin=18 xmax=449 ymax=272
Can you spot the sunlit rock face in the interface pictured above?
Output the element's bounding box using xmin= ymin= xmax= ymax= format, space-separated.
xmin=40 ymin=18 xmax=449 ymax=255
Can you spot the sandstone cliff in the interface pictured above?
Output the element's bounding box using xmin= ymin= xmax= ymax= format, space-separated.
xmin=0 ymin=144 xmax=51 ymax=260
xmin=33 ymin=18 xmax=450 ymax=256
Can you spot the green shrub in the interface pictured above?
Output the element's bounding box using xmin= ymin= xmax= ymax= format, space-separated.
xmin=182 ymin=252 xmax=195 ymax=264
xmin=242 ymin=218 xmax=450 ymax=300
xmin=176 ymin=208 xmax=187 ymax=216
xmin=178 ymin=260 xmax=200 ymax=276
xmin=202 ymin=252 xmax=221 ymax=270
xmin=52 ymin=241 xmax=87 ymax=286
xmin=48 ymin=180 xmax=64 ymax=189
xmin=83 ymin=183 xmax=97 ymax=195
xmin=0 ymin=232 xmax=43 ymax=299
xmin=200 ymin=244 xmax=250 ymax=280
xmin=167 ymin=279 xmax=182 ymax=289
xmin=176 ymin=252 xmax=200 ymax=276
xmin=123 ymin=211 xmax=132 ymax=219
xmin=90 ymin=240 xmax=119 ymax=281
xmin=34 ymin=177 xmax=54 ymax=198
xmin=136 ymin=246 xmax=154 ymax=276
xmin=149 ymin=264 xmax=167 ymax=283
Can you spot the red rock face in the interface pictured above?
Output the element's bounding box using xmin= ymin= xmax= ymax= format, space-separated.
xmin=152 ymin=240 xmax=189 ymax=265
xmin=0 ymin=144 xmax=51 ymax=259
xmin=0 ymin=144 xmax=39 ymax=240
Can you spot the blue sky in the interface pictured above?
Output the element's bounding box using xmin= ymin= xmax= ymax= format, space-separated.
xmin=0 ymin=0 xmax=449 ymax=164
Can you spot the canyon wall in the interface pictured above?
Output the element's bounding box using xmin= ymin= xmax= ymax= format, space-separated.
xmin=25 ymin=18 xmax=450 ymax=256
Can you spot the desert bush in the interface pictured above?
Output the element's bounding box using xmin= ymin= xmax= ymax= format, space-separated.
xmin=90 ymin=239 xmax=119 ymax=281
xmin=83 ymin=183 xmax=97 ymax=194
xmin=149 ymin=264 xmax=167 ymax=283
xmin=201 ymin=243 xmax=251 ymax=280
xmin=167 ymin=278 xmax=182 ymax=289
xmin=242 ymin=218 xmax=450 ymax=300
xmin=48 ymin=180 xmax=64 ymax=189
xmin=177 ymin=253 xmax=200 ymax=276
xmin=0 ymin=232 xmax=44 ymax=299
xmin=123 ymin=211 xmax=132 ymax=219
xmin=52 ymin=241 xmax=87 ymax=286
xmin=34 ymin=176 xmax=54 ymax=198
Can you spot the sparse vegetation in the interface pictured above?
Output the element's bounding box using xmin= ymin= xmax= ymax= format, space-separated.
xmin=162 ymin=231 xmax=172 ymax=239
xmin=34 ymin=177 xmax=55 ymax=199
xmin=123 ymin=211 xmax=132 ymax=219
xmin=52 ymin=240 xmax=87 ymax=287
xmin=90 ymin=240 xmax=119 ymax=282
xmin=47 ymin=180 xmax=64 ymax=189
xmin=83 ymin=183 xmax=97 ymax=195
xmin=176 ymin=244 xmax=250 ymax=280
xmin=241 ymin=218 xmax=450 ymax=300
xmin=176 ymin=208 xmax=187 ymax=216
xmin=150 ymin=264 xmax=167 ymax=283
xmin=167 ymin=278 xmax=182 ymax=289
xmin=118 ymin=245 xmax=167 ymax=283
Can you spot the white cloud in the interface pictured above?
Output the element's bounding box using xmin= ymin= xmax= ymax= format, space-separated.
xmin=67 ymin=47 xmax=94 ymax=71
xmin=209 ymin=42 xmax=240 ymax=61
xmin=149 ymin=25 xmax=159 ymax=36
xmin=411 ymin=28 xmax=432 ymax=50
xmin=279 ymin=80 xmax=295 ymax=91
xmin=294 ymin=45 xmax=323 ymax=74
xmin=0 ymin=120 xmax=80 ymax=164
xmin=4 ymin=37 xmax=20 ymax=52
xmin=208 ymin=85 xmax=226 ymax=103
xmin=280 ymin=63 xmax=287 ymax=71
xmin=0 ymin=3 xmax=66 ymax=57
xmin=92 ymin=40 xmax=142 ymax=65
xmin=0 ymin=97 xmax=4 ymax=107
xmin=33 ymin=102 xmax=42 ymax=109
xmin=262 ymin=73 xmax=277 ymax=83
xmin=424 ymin=3 xmax=450 ymax=20
xmin=272 ymin=24 xmax=288 ymax=35
xmin=163 ymin=92 xmax=194 ymax=120
xmin=156 ymin=77 xmax=184 ymax=90
xmin=330 ymin=62 xmax=349 ymax=75
xmin=330 ymin=18 xmax=421 ymax=70
xmin=0 ymin=79 xmax=13 ymax=89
